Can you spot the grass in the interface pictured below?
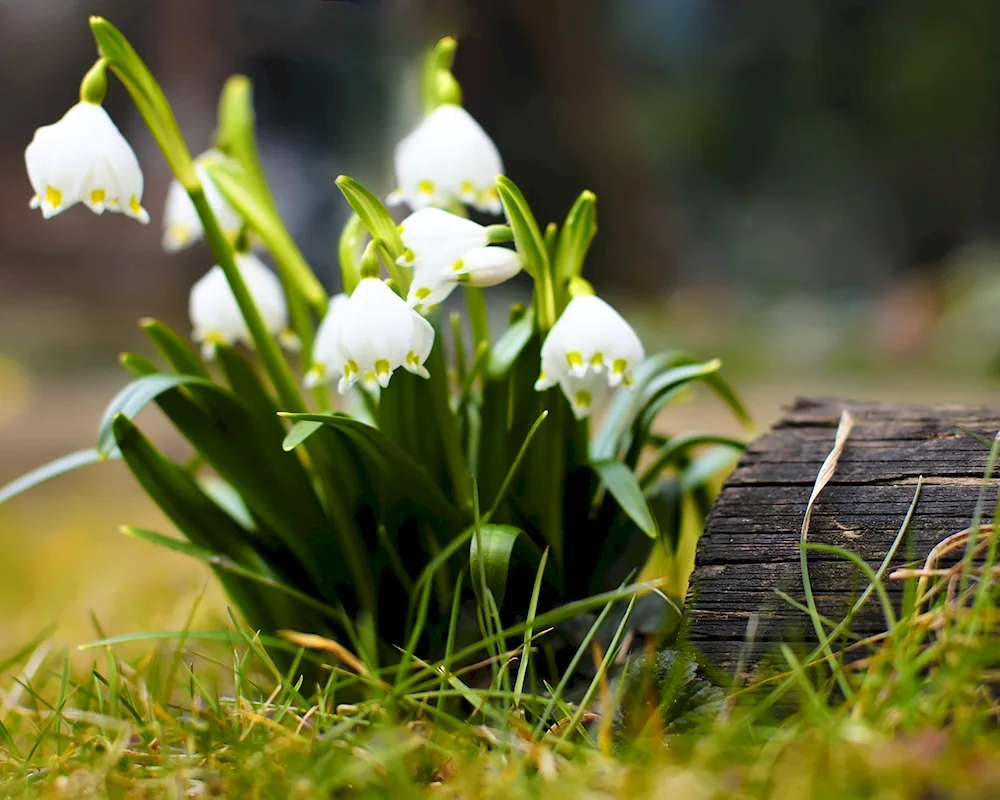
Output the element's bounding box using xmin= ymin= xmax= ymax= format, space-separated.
xmin=5 ymin=424 xmax=1000 ymax=797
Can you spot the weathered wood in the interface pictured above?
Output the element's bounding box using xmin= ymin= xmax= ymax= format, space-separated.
xmin=685 ymin=397 xmax=1000 ymax=676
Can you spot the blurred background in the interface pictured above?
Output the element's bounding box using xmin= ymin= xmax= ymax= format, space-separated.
xmin=3 ymin=0 xmax=1000 ymax=649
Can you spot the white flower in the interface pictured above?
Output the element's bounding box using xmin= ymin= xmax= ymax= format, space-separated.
xmin=25 ymin=101 xmax=148 ymax=223
xmin=304 ymin=292 xmax=349 ymax=388
xmin=397 ymin=208 xmax=521 ymax=308
xmin=189 ymin=253 xmax=295 ymax=359
xmin=534 ymin=295 xmax=645 ymax=419
xmin=329 ymin=278 xmax=435 ymax=393
xmin=389 ymin=104 xmax=503 ymax=215
xmin=162 ymin=150 xmax=242 ymax=252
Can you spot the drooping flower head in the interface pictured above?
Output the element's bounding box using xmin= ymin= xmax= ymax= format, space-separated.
xmin=326 ymin=278 xmax=435 ymax=393
xmin=535 ymin=295 xmax=645 ymax=418
xmin=189 ymin=253 xmax=295 ymax=359
xmin=162 ymin=150 xmax=242 ymax=252
xmin=389 ymin=105 xmax=503 ymax=215
xmin=25 ymin=101 xmax=148 ymax=223
xmin=397 ymin=208 xmax=520 ymax=310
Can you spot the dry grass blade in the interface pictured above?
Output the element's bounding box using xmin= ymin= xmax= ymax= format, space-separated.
xmin=799 ymin=409 xmax=854 ymax=696
xmin=278 ymin=631 xmax=373 ymax=681
xmin=801 ymin=409 xmax=854 ymax=543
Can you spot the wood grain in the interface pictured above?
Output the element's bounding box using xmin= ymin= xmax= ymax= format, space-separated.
xmin=684 ymin=397 xmax=1000 ymax=676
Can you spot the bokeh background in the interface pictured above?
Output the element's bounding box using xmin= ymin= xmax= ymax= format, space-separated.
xmin=3 ymin=0 xmax=1000 ymax=652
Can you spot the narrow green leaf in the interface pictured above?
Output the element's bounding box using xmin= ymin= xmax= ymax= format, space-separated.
xmin=0 ymin=448 xmax=119 ymax=506
xmin=486 ymin=310 xmax=535 ymax=379
xmin=140 ymin=319 xmax=210 ymax=377
xmin=514 ymin=547 xmax=549 ymax=705
xmin=279 ymin=412 xmax=463 ymax=529
xmin=96 ymin=374 xmax=222 ymax=458
xmin=470 ymin=524 xmax=523 ymax=611
xmin=283 ymin=420 xmax=324 ymax=451
xmin=335 ymin=175 xmax=405 ymax=259
xmin=592 ymin=459 xmax=658 ymax=539
xmin=495 ymin=176 xmax=547 ymax=281
xmin=90 ymin=17 xmax=197 ymax=186
xmin=639 ymin=432 xmax=746 ymax=489
xmin=486 ymin=410 xmax=548 ymax=520
xmin=338 ymin=213 xmax=366 ymax=294
xmin=202 ymin=158 xmax=327 ymax=313
xmin=553 ymin=190 xmax=596 ymax=287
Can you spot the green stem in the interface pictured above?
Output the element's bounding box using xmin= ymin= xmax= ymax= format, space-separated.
xmin=190 ymin=187 xmax=304 ymax=415
xmin=465 ymin=287 xmax=490 ymax=349
xmin=375 ymin=240 xmax=411 ymax=297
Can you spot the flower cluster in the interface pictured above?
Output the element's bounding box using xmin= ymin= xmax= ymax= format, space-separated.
xmin=25 ymin=53 xmax=646 ymax=419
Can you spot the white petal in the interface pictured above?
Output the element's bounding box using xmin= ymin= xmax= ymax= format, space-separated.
xmin=398 ymin=208 xmax=487 ymax=267
xmin=339 ymin=278 xmax=415 ymax=376
xmin=452 ymin=246 xmax=521 ymax=287
xmin=237 ymin=253 xmax=289 ymax=337
xmin=161 ymin=154 xmax=242 ymax=252
xmin=189 ymin=254 xmax=289 ymax=353
xmin=406 ymin=270 xmax=458 ymax=309
xmin=309 ymin=293 xmax=350 ymax=386
xmin=556 ymin=370 xmax=614 ymax=420
xmin=190 ymin=266 xmax=247 ymax=351
xmin=162 ymin=178 xmax=201 ymax=251
xmin=393 ymin=104 xmax=503 ymax=214
xmin=403 ymin=311 xmax=435 ymax=377
xmin=539 ymin=295 xmax=644 ymax=388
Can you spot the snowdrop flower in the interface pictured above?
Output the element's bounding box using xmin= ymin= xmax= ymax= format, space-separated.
xmin=534 ymin=295 xmax=645 ymax=419
xmin=397 ymin=208 xmax=521 ymax=308
xmin=329 ymin=278 xmax=435 ymax=393
xmin=304 ymin=293 xmax=349 ymax=389
xmin=162 ymin=151 xmax=242 ymax=252
xmin=189 ymin=253 xmax=296 ymax=359
xmin=389 ymin=104 xmax=503 ymax=215
xmin=25 ymin=101 xmax=148 ymax=223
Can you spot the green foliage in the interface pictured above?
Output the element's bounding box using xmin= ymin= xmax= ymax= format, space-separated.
xmin=0 ymin=27 xmax=750 ymax=707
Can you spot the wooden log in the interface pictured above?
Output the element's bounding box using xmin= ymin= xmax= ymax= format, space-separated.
xmin=685 ymin=397 xmax=1000 ymax=676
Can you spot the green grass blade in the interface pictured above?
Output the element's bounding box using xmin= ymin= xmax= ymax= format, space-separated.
xmin=514 ymin=548 xmax=549 ymax=705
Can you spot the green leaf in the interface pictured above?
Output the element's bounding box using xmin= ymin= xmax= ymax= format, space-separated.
xmin=282 ymin=420 xmax=324 ymax=451
xmin=486 ymin=310 xmax=535 ymax=379
xmin=197 ymin=475 xmax=257 ymax=531
xmin=470 ymin=525 xmax=524 ymax=612
xmin=202 ymin=158 xmax=327 ymax=313
xmin=89 ymin=17 xmax=196 ymax=187
xmin=592 ymin=459 xmax=658 ymax=539
xmin=553 ymin=190 xmax=596 ymax=287
xmin=678 ymin=444 xmax=741 ymax=492
xmin=592 ymin=356 xmax=730 ymax=461
xmin=0 ymin=448 xmax=119 ymax=506
xmin=140 ymin=319 xmax=210 ymax=377
xmin=279 ymin=412 xmax=464 ymax=530
xmin=639 ymin=432 xmax=746 ymax=489
xmin=335 ymin=175 xmax=405 ymax=259
xmin=96 ymin=374 xmax=221 ymax=459
xmin=495 ymin=176 xmax=548 ymax=281
xmin=110 ymin=416 xmax=302 ymax=632
xmin=338 ymin=213 xmax=366 ymax=294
